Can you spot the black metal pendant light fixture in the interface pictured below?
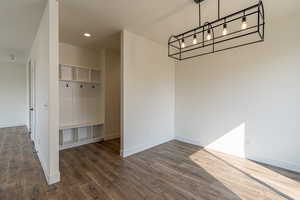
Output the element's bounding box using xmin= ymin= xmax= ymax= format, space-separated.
xmin=168 ymin=0 xmax=265 ymax=61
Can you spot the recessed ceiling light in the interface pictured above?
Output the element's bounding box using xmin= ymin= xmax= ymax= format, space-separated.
xmin=83 ymin=33 xmax=91 ymax=37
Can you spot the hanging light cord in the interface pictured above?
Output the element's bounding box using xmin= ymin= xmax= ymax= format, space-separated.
xmin=218 ymin=0 xmax=220 ymax=19
xmin=198 ymin=3 xmax=201 ymax=27
xmin=199 ymin=0 xmax=221 ymax=26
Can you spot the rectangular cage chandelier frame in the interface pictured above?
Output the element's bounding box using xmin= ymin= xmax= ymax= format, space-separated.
xmin=168 ymin=0 xmax=265 ymax=61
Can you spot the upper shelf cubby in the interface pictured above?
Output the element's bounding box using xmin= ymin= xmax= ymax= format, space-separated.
xmin=59 ymin=64 xmax=101 ymax=84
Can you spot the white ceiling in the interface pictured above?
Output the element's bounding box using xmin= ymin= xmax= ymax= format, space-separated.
xmin=1 ymin=0 xmax=298 ymax=63
xmin=0 ymin=0 xmax=46 ymax=64
xmin=60 ymin=0 xmax=299 ymax=50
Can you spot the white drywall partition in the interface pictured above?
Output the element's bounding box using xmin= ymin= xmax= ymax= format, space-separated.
xmin=175 ymin=15 xmax=300 ymax=172
xmin=28 ymin=0 xmax=60 ymax=184
xmin=121 ymin=30 xmax=175 ymax=157
xmin=0 ymin=62 xmax=27 ymax=128
xmin=48 ymin=0 xmax=60 ymax=184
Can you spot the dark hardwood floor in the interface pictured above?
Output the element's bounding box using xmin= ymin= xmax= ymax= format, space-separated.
xmin=1 ymin=126 xmax=300 ymax=200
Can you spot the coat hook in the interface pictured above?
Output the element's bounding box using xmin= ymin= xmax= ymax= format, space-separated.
xmin=66 ymin=83 xmax=69 ymax=88
xmin=92 ymin=85 xmax=95 ymax=89
xmin=80 ymin=84 xmax=83 ymax=88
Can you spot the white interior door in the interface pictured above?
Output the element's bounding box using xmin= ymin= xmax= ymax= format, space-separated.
xmin=29 ymin=61 xmax=37 ymax=151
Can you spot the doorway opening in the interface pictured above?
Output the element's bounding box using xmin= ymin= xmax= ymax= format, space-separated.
xmin=28 ymin=60 xmax=38 ymax=152
xmin=58 ymin=42 xmax=121 ymax=155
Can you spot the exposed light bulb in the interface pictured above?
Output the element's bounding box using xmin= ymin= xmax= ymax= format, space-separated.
xmin=206 ymin=29 xmax=212 ymax=41
xmin=241 ymin=16 xmax=247 ymax=30
xmin=181 ymin=39 xmax=185 ymax=48
xmin=222 ymin=23 xmax=228 ymax=36
xmin=83 ymin=33 xmax=91 ymax=37
xmin=193 ymin=34 xmax=198 ymax=45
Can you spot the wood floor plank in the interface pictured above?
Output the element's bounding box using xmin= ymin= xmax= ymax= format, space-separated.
xmin=1 ymin=126 xmax=300 ymax=200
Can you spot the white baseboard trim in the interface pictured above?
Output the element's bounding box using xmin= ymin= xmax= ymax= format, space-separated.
xmin=247 ymin=156 xmax=300 ymax=173
xmin=104 ymin=134 xmax=120 ymax=141
xmin=174 ymin=136 xmax=201 ymax=146
xmin=0 ymin=123 xmax=27 ymax=129
xmin=175 ymin=136 xmax=246 ymax=159
xmin=47 ymin=172 xmax=61 ymax=185
xmin=38 ymin=152 xmax=49 ymax=183
xmin=37 ymin=151 xmax=61 ymax=185
xmin=121 ymin=136 xmax=174 ymax=158
xmin=175 ymin=136 xmax=300 ymax=174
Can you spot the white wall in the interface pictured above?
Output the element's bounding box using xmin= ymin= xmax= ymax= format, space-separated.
xmin=28 ymin=0 xmax=60 ymax=184
xmin=0 ymin=62 xmax=27 ymax=128
xmin=59 ymin=43 xmax=105 ymax=124
xmin=175 ymin=15 xmax=300 ymax=172
xmin=104 ymin=49 xmax=121 ymax=140
xmin=122 ymin=30 xmax=175 ymax=157
xmin=59 ymin=43 xmax=101 ymax=68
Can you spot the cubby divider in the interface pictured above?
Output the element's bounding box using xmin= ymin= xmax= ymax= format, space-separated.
xmin=76 ymin=68 xmax=90 ymax=82
xmin=59 ymin=64 xmax=101 ymax=84
xmin=60 ymin=65 xmax=75 ymax=81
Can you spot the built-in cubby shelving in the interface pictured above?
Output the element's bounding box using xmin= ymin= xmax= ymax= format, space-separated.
xmin=59 ymin=64 xmax=101 ymax=84
xmin=59 ymin=63 xmax=104 ymax=150
xmin=59 ymin=122 xmax=104 ymax=130
xmin=59 ymin=125 xmax=104 ymax=150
